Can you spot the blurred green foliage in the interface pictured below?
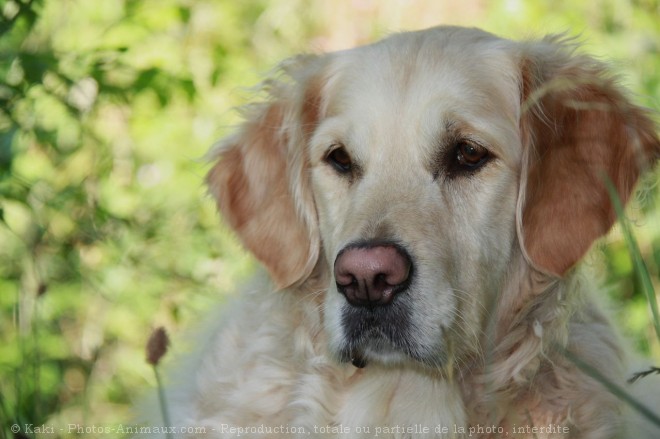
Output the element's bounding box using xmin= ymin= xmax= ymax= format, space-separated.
xmin=0 ymin=0 xmax=658 ymax=437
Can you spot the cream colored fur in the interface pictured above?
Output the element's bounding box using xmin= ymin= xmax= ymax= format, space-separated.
xmin=154 ymin=27 xmax=660 ymax=438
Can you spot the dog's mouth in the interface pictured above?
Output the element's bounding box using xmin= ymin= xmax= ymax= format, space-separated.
xmin=337 ymin=301 xmax=446 ymax=369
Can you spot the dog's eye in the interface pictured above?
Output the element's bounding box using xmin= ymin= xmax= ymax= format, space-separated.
xmin=326 ymin=146 xmax=353 ymax=174
xmin=456 ymin=142 xmax=490 ymax=169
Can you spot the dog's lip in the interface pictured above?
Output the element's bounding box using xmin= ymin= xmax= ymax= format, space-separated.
xmin=336 ymin=316 xmax=448 ymax=369
xmin=341 ymin=330 xmax=412 ymax=366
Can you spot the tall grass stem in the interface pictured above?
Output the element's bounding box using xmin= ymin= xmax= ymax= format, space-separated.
xmin=153 ymin=366 xmax=173 ymax=439
xmin=605 ymin=179 xmax=660 ymax=344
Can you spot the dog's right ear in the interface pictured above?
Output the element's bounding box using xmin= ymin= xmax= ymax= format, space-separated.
xmin=206 ymin=56 xmax=327 ymax=289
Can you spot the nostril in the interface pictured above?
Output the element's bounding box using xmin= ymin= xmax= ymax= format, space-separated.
xmin=373 ymin=273 xmax=391 ymax=292
xmin=333 ymin=242 xmax=413 ymax=307
xmin=374 ymin=273 xmax=386 ymax=287
xmin=335 ymin=269 xmax=355 ymax=286
xmin=336 ymin=273 xmax=358 ymax=290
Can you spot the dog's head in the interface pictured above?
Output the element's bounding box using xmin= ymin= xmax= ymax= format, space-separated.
xmin=207 ymin=27 xmax=659 ymax=370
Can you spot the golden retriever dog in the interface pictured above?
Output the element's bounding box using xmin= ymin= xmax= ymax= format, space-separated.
xmin=167 ymin=26 xmax=660 ymax=438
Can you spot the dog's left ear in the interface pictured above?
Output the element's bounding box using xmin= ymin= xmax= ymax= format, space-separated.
xmin=206 ymin=56 xmax=327 ymax=288
xmin=519 ymin=38 xmax=660 ymax=276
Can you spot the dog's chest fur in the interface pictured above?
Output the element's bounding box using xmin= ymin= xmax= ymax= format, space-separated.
xmin=182 ymin=288 xmax=468 ymax=438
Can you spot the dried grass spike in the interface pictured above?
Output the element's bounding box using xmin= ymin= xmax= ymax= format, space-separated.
xmin=146 ymin=326 xmax=170 ymax=366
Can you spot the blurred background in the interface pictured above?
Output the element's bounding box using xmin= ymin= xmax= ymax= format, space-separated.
xmin=1 ymin=0 xmax=659 ymax=436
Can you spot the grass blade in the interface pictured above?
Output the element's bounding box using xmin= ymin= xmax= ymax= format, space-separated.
xmin=604 ymin=178 xmax=660 ymax=344
xmin=563 ymin=349 xmax=660 ymax=427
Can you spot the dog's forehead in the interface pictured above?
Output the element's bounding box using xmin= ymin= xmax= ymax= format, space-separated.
xmin=321 ymin=28 xmax=523 ymax=162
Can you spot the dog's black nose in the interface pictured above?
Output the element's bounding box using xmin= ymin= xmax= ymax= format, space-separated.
xmin=334 ymin=243 xmax=412 ymax=307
